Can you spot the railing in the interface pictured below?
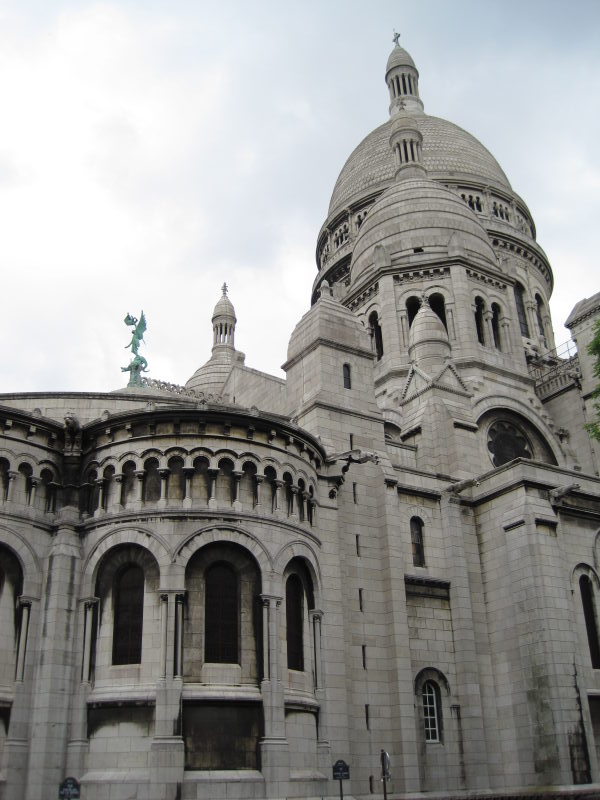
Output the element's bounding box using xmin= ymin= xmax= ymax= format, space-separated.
xmin=529 ymin=339 xmax=581 ymax=400
xmin=140 ymin=377 xmax=227 ymax=404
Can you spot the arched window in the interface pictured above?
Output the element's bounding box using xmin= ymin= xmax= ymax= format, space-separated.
xmin=514 ymin=283 xmax=530 ymax=337
xmin=406 ymin=296 xmax=420 ymax=327
xmin=474 ymin=296 xmax=485 ymax=345
xmin=167 ymin=456 xmax=186 ymax=502
xmin=205 ymin=563 xmax=238 ymax=663
xmin=120 ymin=461 xmax=136 ymax=507
xmin=343 ymin=363 xmax=352 ymax=389
xmin=369 ymin=311 xmax=384 ymax=360
xmin=580 ymin=575 xmax=600 ymax=669
xmin=0 ymin=458 xmax=9 ymax=502
xmin=491 ymin=303 xmax=502 ymax=350
xmin=142 ymin=458 xmax=161 ymax=503
xmin=422 ymin=680 xmax=442 ymax=742
xmin=410 ymin=517 xmax=425 ymax=567
xmin=112 ymin=564 xmax=144 ymax=665
xmin=429 ymin=293 xmax=447 ymax=330
xmin=535 ymin=294 xmax=547 ymax=348
xmin=286 ymin=574 xmax=304 ymax=671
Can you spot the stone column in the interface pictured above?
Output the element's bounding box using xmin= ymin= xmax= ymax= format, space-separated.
xmin=259 ymin=595 xmax=288 ymax=791
xmin=150 ymin=588 xmax=185 ymax=800
xmin=158 ymin=469 xmax=169 ymax=509
xmin=81 ymin=599 xmax=98 ymax=684
xmin=255 ymin=475 xmax=263 ymax=508
xmin=65 ymin=596 xmax=99 ymax=779
xmin=133 ymin=470 xmax=144 ymax=511
xmin=183 ymin=469 xmax=194 ymax=510
xmin=28 ymin=479 xmax=37 ymax=508
xmin=484 ymin=310 xmax=494 ymax=348
xmin=174 ymin=594 xmax=185 ymax=678
xmin=94 ymin=479 xmax=105 ymax=517
xmin=110 ymin=475 xmax=122 ymax=512
xmin=15 ymin=598 xmax=31 ymax=682
xmin=4 ymin=595 xmax=38 ymax=800
xmin=160 ymin=594 xmax=169 ymax=678
xmin=208 ymin=469 xmax=218 ymax=509
xmin=289 ymin=486 xmax=298 ymax=518
xmin=6 ymin=471 xmax=17 ymax=503
xmin=274 ymin=480 xmax=283 ymax=515
xmin=24 ymin=515 xmax=83 ymax=800
xmin=232 ymin=471 xmax=243 ymax=510
xmin=309 ymin=610 xmax=323 ymax=690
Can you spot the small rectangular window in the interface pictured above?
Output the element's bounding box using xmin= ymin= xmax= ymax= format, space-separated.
xmin=349 ymin=433 xmax=354 ymax=449
xmin=359 ymin=588 xmax=363 ymax=611
xmin=356 ymin=535 xmax=361 ymax=557
xmin=352 ymin=482 xmax=357 ymax=503
xmin=343 ymin=363 xmax=352 ymax=389
xmin=362 ymin=645 xmax=367 ymax=669
xmin=369 ymin=776 xmax=374 ymax=794
xmin=365 ymin=703 xmax=370 ymax=729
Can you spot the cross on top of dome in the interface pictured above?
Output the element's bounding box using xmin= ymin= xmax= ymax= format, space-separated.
xmin=393 ymin=30 xmax=401 ymax=47
xmin=222 ymin=282 xmax=228 ymax=295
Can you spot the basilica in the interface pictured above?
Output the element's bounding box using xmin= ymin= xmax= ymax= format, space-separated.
xmin=1 ymin=39 xmax=600 ymax=800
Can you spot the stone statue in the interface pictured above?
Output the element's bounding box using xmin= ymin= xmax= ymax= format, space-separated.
xmin=122 ymin=311 xmax=148 ymax=387
xmin=63 ymin=412 xmax=81 ymax=452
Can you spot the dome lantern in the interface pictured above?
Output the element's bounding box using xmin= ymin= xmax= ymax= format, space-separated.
xmin=386 ymin=33 xmax=423 ymax=116
xmin=389 ymin=109 xmax=426 ymax=180
xmin=212 ymin=282 xmax=236 ymax=351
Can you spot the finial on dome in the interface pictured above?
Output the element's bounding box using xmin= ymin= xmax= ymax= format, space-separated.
xmin=392 ymin=30 xmax=401 ymax=46
xmin=222 ymin=282 xmax=228 ymax=295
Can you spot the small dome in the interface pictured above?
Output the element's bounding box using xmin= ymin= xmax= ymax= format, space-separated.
xmin=350 ymin=179 xmax=497 ymax=285
xmin=386 ymin=44 xmax=416 ymax=73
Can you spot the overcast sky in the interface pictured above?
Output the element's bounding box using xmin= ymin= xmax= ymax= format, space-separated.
xmin=0 ymin=0 xmax=598 ymax=393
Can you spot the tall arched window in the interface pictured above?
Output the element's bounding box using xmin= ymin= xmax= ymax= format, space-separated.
xmin=142 ymin=458 xmax=161 ymax=503
xmin=205 ymin=563 xmax=238 ymax=663
xmin=429 ymin=293 xmax=447 ymax=330
xmin=286 ymin=574 xmax=304 ymax=671
xmin=474 ymin=296 xmax=486 ymax=345
xmin=422 ymin=680 xmax=442 ymax=742
xmin=120 ymin=461 xmax=136 ymax=507
xmin=369 ymin=311 xmax=384 ymax=360
xmin=112 ymin=564 xmax=144 ymax=665
xmin=491 ymin=303 xmax=502 ymax=350
xmin=410 ymin=517 xmax=425 ymax=567
xmin=580 ymin=575 xmax=600 ymax=669
xmin=343 ymin=363 xmax=352 ymax=389
xmin=406 ymin=296 xmax=420 ymax=327
xmin=514 ymin=283 xmax=530 ymax=337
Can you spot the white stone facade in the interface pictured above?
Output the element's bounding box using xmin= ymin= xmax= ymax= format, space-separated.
xmin=0 ymin=41 xmax=600 ymax=800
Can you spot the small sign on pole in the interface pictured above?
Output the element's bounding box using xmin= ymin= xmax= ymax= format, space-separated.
xmin=59 ymin=777 xmax=81 ymax=799
xmin=332 ymin=759 xmax=350 ymax=800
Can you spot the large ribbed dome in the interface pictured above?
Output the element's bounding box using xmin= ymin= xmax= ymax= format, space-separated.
xmin=350 ymin=179 xmax=497 ymax=285
xmin=328 ymin=114 xmax=511 ymax=219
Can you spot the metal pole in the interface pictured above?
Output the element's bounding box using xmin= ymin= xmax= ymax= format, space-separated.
xmin=339 ymin=777 xmax=343 ymax=800
xmin=381 ymin=749 xmax=388 ymax=800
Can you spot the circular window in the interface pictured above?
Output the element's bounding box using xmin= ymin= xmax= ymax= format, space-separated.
xmin=487 ymin=420 xmax=532 ymax=467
